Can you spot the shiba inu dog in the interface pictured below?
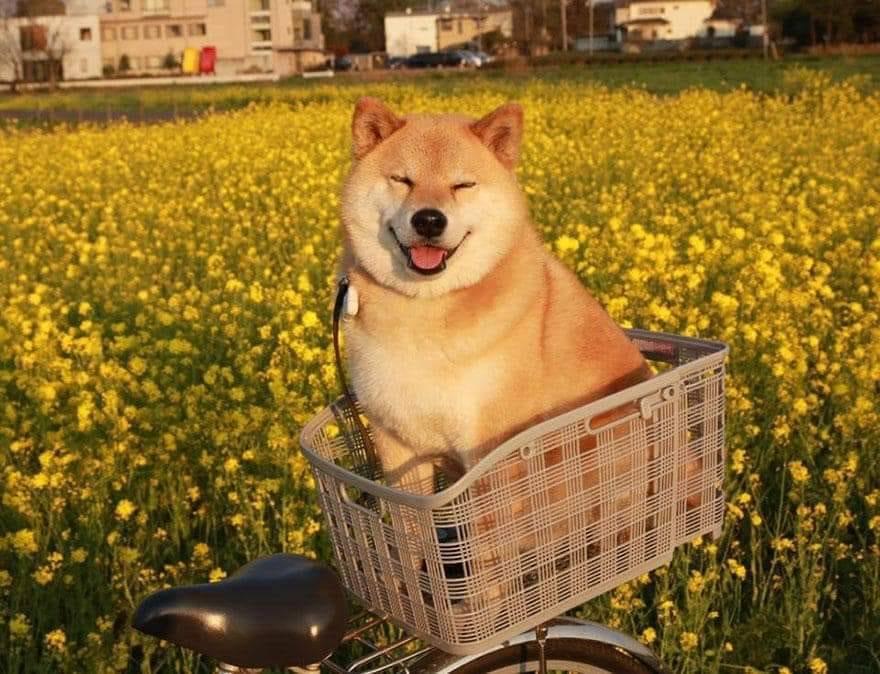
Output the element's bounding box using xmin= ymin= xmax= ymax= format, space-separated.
xmin=337 ymin=97 xmax=665 ymax=613
xmin=339 ymin=97 xmax=652 ymax=489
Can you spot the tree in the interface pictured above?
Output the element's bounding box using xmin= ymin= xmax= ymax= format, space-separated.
xmin=162 ymin=50 xmax=178 ymax=70
xmin=772 ymin=0 xmax=880 ymax=44
xmin=0 ymin=0 xmax=24 ymax=91
xmin=1 ymin=0 xmax=70 ymax=91
xmin=351 ymin=0 xmax=410 ymax=53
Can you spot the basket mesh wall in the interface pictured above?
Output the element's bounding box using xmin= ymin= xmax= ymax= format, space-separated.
xmin=301 ymin=331 xmax=727 ymax=655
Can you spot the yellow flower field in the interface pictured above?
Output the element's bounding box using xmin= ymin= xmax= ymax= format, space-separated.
xmin=1 ymin=69 xmax=879 ymax=673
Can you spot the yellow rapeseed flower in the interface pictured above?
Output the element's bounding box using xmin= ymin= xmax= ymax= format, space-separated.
xmin=679 ymin=632 xmax=699 ymax=651
xmin=44 ymin=628 xmax=67 ymax=653
xmin=809 ymin=657 xmax=828 ymax=674
xmin=9 ymin=614 xmax=31 ymax=640
xmin=114 ymin=499 xmax=137 ymax=522
xmin=788 ymin=461 xmax=810 ymax=484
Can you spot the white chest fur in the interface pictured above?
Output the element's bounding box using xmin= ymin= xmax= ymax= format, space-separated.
xmin=344 ymin=319 xmax=499 ymax=462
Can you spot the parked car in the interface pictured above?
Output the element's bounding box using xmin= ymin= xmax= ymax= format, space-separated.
xmin=334 ymin=56 xmax=354 ymax=72
xmin=475 ymin=50 xmax=494 ymax=65
xmin=456 ymin=50 xmax=482 ymax=67
xmin=405 ymin=51 xmax=466 ymax=69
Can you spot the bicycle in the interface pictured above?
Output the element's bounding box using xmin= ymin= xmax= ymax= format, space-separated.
xmin=133 ymin=329 xmax=728 ymax=674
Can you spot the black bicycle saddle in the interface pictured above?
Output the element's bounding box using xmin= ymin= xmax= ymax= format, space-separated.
xmin=132 ymin=553 xmax=348 ymax=669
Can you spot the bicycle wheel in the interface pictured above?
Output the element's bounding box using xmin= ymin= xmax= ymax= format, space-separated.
xmin=436 ymin=637 xmax=659 ymax=674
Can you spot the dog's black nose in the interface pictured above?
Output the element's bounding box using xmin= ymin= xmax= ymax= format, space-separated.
xmin=411 ymin=209 xmax=447 ymax=239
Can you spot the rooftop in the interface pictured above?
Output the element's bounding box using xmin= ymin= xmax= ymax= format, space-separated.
xmin=386 ymin=7 xmax=510 ymax=18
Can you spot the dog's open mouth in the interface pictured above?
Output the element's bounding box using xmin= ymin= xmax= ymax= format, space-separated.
xmin=390 ymin=229 xmax=470 ymax=276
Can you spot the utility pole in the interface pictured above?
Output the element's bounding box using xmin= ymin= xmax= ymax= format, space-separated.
xmin=761 ymin=0 xmax=769 ymax=60
xmin=587 ymin=0 xmax=593 ymax=55
xmin=560 ymin=0 xmax=568 ymax=51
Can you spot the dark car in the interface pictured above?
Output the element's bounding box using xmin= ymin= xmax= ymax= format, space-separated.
xmin=405 ymin=51 xmax=465 ymax=69
xmin=334 ymin=55 xmax=354 ymax=72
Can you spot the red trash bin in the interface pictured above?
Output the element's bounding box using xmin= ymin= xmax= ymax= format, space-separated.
xmin=199 ymin=47 xmax=216 ymax=75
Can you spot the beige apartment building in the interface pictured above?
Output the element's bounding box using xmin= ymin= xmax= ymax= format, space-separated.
xmin=99 ymin=0 xmax=324 ymax=76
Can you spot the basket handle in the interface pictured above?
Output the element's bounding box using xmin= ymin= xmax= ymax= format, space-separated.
xmin=333 ymin=277 xmax=381 ymax=478
xmin=585 ymin=385 xmax=677 ymax=434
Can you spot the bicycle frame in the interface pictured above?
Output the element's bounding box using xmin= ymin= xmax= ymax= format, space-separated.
xmin=216 ymin=612 xmax=666 ymax=674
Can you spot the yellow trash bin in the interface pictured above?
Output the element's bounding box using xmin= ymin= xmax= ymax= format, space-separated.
xmin=182 ymin=47 xmax=199 ymax=75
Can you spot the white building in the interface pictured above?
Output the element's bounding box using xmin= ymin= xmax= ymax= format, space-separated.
xmin=385 ymin=8 xmax=512 ymax=57
xmin=386 ymin=10 xmax=437 ymax=56
xmin=615 ymin=0 xmax=715 ymax=41
xmin=0 ymin=13 xmax=102 ymax=82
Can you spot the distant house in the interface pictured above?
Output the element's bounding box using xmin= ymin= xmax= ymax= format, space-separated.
xmin=0 ymin=13 xmax=102 ymax=83
xmin=702 ymin=6 xmax=741 ymax=37
xmin=384 ymin=7 xmax=512 ymax=57
xmin=615 ymin=0 xmax=714 ymax=42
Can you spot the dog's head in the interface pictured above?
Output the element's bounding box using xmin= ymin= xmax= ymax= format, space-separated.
xmin=341 ymin=97 xmax=529 ymax=298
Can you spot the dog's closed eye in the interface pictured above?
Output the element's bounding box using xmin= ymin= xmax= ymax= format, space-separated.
xmin=390 ymin=175 xmax=413 ymax=187
xmin=453 ymin=181 xmax=476 ymax=191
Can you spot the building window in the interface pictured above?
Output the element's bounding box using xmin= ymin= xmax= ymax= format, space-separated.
xmin=142 ymin=0 xmax=170 ymax=12
xmin=121 ymin=25 xmax=138 ymax=39
xmin=144 ymin=24 xmax=160 ymax=38
xmin=207 ymin=0 xmax=224 ymax=5
xmin=254 ymin=28 xmax=271 ymax=41
xmin=637 ymin=6 xmax=665 ymax=14
xmin=80 ymin=58 xmax=88 ymax=73
xmin=302 ymin=17 xmax=311 ymax=40
xmin=189 ymin=22 xmax=206 ymax=36
xmin=19 ymin=25 xmax=47 ymax=51
xmin=118 ymin=0 xmax=131 ymax=11
xmin=440 ymin=17 xmax=452 ymax=31
xmin=458 ymin=19 xmax=463 ymax=33
xmin=166 ymin=24 xmax=183 ymax=37
xmin=80 ymin=27 xmax=93 ymax=41
xmin=102 ymin=26 xmax=117 ymax=40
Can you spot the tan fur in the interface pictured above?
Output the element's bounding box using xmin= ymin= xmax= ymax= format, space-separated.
xmin=339 ymin=98 xmax=660 ymax=609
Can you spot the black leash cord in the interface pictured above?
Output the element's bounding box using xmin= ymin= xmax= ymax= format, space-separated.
xmin=332 ymin=277 xmax=379 ymax=477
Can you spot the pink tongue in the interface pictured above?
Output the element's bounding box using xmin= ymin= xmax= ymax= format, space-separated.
xmin=410 ymin=245 xmax=446 ymax=270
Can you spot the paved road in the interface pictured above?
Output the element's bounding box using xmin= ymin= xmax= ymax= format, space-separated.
xmin=0 ymin=72 xmax=280 ymax=93
xmin=0 ymin=107 xmax=210 ymax=126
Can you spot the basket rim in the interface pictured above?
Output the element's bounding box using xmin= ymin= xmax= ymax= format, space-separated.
xmin=298 ymin=328 xmax=729 ymax=510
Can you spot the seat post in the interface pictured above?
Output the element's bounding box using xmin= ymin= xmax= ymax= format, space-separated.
xmin=535 ymin=622 xmax=549 ymax=674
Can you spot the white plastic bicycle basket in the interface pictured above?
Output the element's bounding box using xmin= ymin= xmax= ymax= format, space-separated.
xmin=300 ymin=329 xmax=728 ymax=656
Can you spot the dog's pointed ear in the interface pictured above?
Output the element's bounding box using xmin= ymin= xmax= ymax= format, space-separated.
xmin=352 ymin=97 xmax=404 ymax=160
xmin=470 ymin=102 xmax=523 ymax=170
